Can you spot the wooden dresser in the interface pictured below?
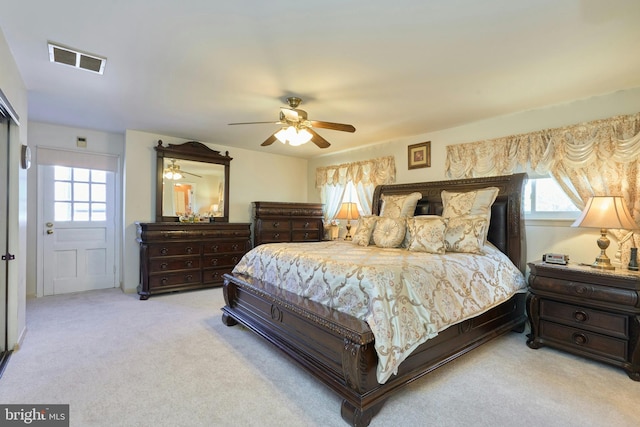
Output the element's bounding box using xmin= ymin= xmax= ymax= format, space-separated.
xmin=136 ymin=222 xmax=251 ymax=300
xmin=253 ymin=202 xmax=324 ymax=247
xmin=527 ymin=261 xmax=640 ymax=381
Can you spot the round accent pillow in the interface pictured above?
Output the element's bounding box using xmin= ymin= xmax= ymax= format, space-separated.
xmin=373 ymin=217 xmax=406 ymax=248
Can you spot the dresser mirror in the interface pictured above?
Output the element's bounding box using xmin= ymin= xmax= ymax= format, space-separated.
xmin=155 ymin=140 xmax=232 ymax=222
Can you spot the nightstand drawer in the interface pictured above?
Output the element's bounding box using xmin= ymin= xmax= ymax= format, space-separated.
xmin=540 ymin=320 xmax=628 ymax=362
xmin=540 ymin=299 xmax=628 ymax=339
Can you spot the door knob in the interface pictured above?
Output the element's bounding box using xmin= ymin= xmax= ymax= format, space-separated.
xmin=46 ymin=229 xmax=54 ymax=235
xmin=46 ymin=222 xmax=54 ymax=227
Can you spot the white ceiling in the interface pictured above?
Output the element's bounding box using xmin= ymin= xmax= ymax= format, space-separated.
xmin=1 ymin=0 xmax=640 ymax=158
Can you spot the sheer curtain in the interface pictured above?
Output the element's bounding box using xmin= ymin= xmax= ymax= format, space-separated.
xmin=445 ymin=112 xmax=640 ymax=265
xmin=316 ymin=156 xmax=396 ymax=221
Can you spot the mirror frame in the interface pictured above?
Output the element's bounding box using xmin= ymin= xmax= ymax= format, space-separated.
xmin=155 ymin=139 xmax=232 ymax=222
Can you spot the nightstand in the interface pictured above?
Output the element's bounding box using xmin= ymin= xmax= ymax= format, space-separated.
xmin=527 ymin=261 xmax=640 ymax=381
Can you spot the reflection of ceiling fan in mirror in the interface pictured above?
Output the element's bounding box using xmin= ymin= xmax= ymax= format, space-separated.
xmin=163 ymin=159 xmax=202 ymax=180
xmin=228 ymin=97 xmax=356 ymax=149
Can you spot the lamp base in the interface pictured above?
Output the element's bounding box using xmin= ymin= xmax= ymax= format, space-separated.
xmin=591 ymin=257 xmax=615 ymax=270
xmin=344 ymin=224 xmax=353 ymax=241
xmin=590 ymin=229 xmax=615 ymax=270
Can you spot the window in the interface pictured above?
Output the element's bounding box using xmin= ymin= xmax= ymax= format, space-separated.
xmin=53 ymin=166 xmax=108 ymax=221
xmin=524 ymin=176 xmax=580 ymax=219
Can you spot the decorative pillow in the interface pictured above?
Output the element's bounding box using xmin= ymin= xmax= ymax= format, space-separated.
xmin=373 ymin=217 xmax=406 ymax=248
xmin=444 ymin=215 xmax=488 ymax=254
xmin=380 ymin=192 xmax=422 ymax=218
xmin=441 ymin=187 xmax=499 ymax=220
xmin=441 ymin=187 xmax=498 ymax=243
xmin=351 ymin=215 xmax=379 ymax=247
xmin=406 ymin=216 xmax=448 ymax=254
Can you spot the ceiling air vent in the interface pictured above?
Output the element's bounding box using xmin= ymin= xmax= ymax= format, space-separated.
xmin=48 ymin=42 xmax=106 ymax=74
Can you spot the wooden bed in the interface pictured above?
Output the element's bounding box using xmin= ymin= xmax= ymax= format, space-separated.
xmin=221 ymin=173 xmax=527 ymax=426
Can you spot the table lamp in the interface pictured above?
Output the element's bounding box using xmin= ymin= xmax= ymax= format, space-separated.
xmin=336 ymin=202 xmax=360 ymax=241
xmin=571 ymin=196 xmax=637 ymax=270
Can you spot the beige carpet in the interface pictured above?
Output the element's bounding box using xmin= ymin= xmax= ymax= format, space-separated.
xmin=0 ymin=287 xmax=638 ymax=427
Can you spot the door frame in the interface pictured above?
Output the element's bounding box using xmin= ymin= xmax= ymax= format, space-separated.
xmin=35 ymin=147 xmax=122 ymax=297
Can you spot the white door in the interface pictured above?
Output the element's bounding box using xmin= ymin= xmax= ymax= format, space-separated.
xmin=41 ymin=165 xmax=116 ymax=295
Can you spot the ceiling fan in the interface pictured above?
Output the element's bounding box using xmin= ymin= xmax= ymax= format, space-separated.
xmin=163 ymin=159 xmax=202 ymax=180
xmin=228 ymin=97 xmax=356 ymax=149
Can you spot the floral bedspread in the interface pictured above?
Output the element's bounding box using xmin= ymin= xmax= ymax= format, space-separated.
xmin=232 ymin=241 xmax=526 ymax=384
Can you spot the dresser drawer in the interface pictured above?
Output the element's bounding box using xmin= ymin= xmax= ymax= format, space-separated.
xmin=149 ymin=271 xmax=202 ymax=289
xmin=148 ymin=257 xmax=201 ymax=272
xmin=203 ymin=240 xmax=249 ymax=254
xmin=259 ymin=231 xmax=292 ymax=243
xmin=292 ymin=230 xmax=320 ymax=242
xmin=203 ymin=253 xmax=244 ymax=268
xmin=203 ymin=267 xmax=233 ymax=284
xmin=540 ymin=299 xmax=628 ymax=339
xmin=261 ymin=220 xmax=288 ymax=231
xmin=539 ymin=320 xmax=628 ymax=362
xmin=148 ymin=242 xmax=200 ymax=257
xmin=291 ymin=219 xmax=320 ymax=231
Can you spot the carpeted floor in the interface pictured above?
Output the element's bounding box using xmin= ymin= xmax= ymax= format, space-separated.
xmin=0 ymin=287 xmax=638 ymax=427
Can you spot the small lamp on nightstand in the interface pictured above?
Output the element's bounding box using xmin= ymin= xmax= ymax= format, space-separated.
xmin=336 ymin=202 xmax=360 ymax=241
xmin=572 ymin=196 xmax=638 ymax=270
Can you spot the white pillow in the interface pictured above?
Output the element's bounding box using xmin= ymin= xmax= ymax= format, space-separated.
xmin=352 ymin=215 xmax=379 ymax=247
xmin=380 ymin=192 xmax=422 ymax=218
xmin=373 ymin=217 xmax=406 ymax=248
xmin=406 ymin=216 xmax=448 ymax=254
xmin=444 ymin=215 xmax=488 ymax=254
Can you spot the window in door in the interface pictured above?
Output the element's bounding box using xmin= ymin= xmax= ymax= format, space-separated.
xmin=53 ymin=166 xmax=107 ymax=222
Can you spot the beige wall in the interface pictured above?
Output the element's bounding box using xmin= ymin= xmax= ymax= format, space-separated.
xmin=122 ymin=130 xmax=308 ymax=293
xmin=0 ymin=28 xmax=29 ymax=349
xmin=308 ymin=87 xmax=640 ymax=269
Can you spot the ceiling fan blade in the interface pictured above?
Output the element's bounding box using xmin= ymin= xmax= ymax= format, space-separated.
xmin=261 ymin=134 xmax=278 ymax=146
xmin=308 ymin=129 xmax=331 ymax=149
xmin=228 ymin=121 xmax=281 ymax=125
xmin=310 ymin=121 xmax=356 ymax=133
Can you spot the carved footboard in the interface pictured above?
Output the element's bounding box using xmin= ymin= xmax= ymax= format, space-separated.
xmin=222 ymin=272 xmax=527 ymax=426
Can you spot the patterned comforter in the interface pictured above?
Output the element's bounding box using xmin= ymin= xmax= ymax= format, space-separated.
xmin=232 ymin=240 xmax=526 ymax=384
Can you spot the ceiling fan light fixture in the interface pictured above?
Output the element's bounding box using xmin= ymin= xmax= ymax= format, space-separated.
xmin=275 ymin=126 xmax=312 ymax=146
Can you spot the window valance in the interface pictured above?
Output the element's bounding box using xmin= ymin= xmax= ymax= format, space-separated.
xmin=315 ymin=156 xmax=396 ymax=188
xmin=445 ymin=112 xmax=640 ymax=180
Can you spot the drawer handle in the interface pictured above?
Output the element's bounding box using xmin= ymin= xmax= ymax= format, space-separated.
xmin=304 ymin=222 xmax=310 ymax=228
xmin=186 ymin=247 xmax=193 ymax=254
xmin=273 ymin=222 xmax=280 ymax=228
xmin=211 ymin=272 xmax=219 ymax=280
xmin=304 ymin=232 xmax=309 ymax=239
xmin=185 ymin=274 xmax=193 ymax=281
xmin=160 ymin=262 xmax=168 ymax=270
xmin=211 ymin=259 xmax=218 ymax=266
xmin=572 ymin=333 xmax=588 ymax=346
xmin=211 ymin=245 xmax=219 ymax=252
xmin=273 ymin=233 xmax=280 ymax=239
xmin=232 ymin=244 xmax=239 ymax=251
xmin=185 ymin=260 xmax=193 ymax=267
xmin=573 ymin=310 xmax=588 ymax=322
xmin=161 ymin=277 xmax=168 ymax=285
xmin=160 ymin=248 xmax=169 ymax=255
xmin=232 ymin=256 xmax=239 ymax=263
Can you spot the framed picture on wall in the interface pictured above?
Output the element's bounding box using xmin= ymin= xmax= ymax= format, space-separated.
xmin=408 ymin=141 xmax=431 ymax=169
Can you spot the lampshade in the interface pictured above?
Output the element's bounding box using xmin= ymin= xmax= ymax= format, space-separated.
xmin=571 ymin=196 xmax=637 ymax=230
xmin=274 ymin=126 xmax=313 ymax=146
xmin=336 ymin=202 xmax=360 ymax=221
xmin=572 ymin=196 xmax=638 ymax=270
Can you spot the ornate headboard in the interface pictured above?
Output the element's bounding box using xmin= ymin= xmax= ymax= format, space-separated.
xmin=371 ymin=173 xmax=528 ymax=273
